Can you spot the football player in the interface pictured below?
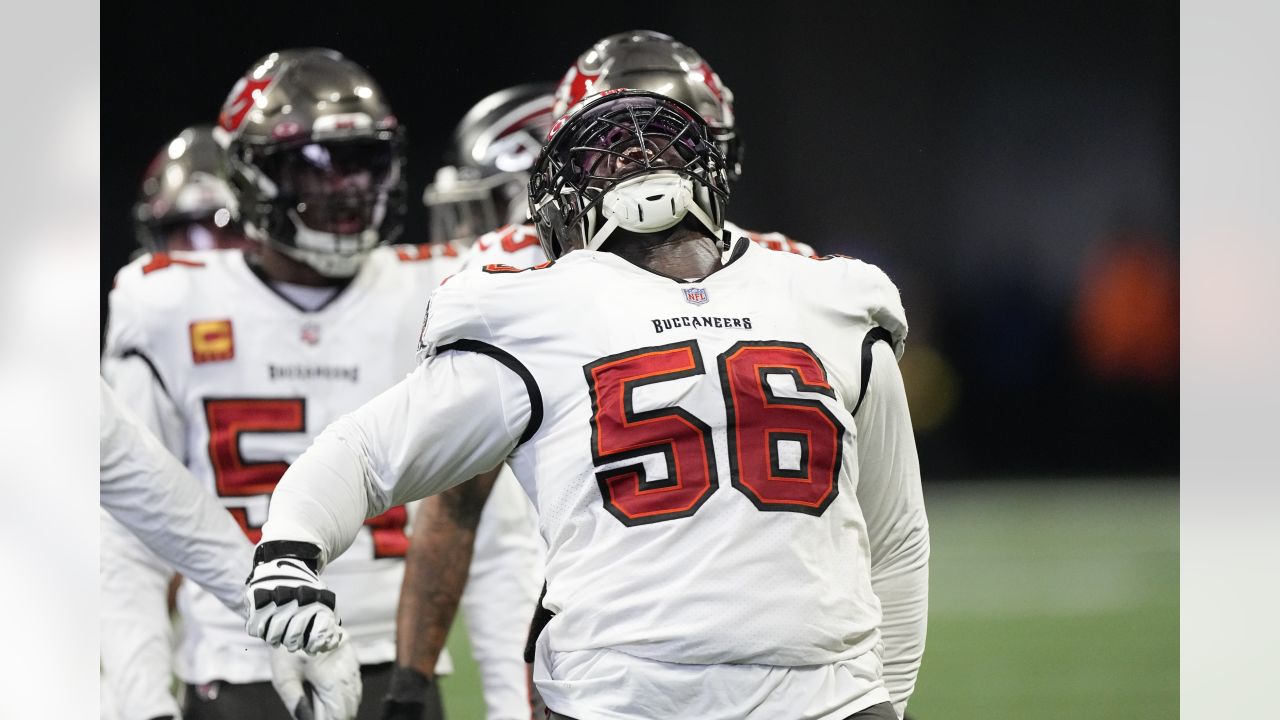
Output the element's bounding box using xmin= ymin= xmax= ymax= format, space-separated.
xmin=422 ymin=82 xmax=556 ymax=247
xmin=101 ymin=377 xmax=362 ymax=720
xmin=101 ymin=48 xmax=539 ymax=720
xmin=390 ymin=34 xmax=826 ymax=715
xmin=245 ymin=90 xmax=928 ymax=719
xmin=101 ymin=123 xmax=262 ymax=720
xmin=133 ymin=124 xmax=254 ymax=253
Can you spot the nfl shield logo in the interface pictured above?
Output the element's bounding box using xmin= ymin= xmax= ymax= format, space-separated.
xmin=301 ymin=322 xmax=321 ymax=345
xmin=683 ymin=287 xmax=710 ymax=306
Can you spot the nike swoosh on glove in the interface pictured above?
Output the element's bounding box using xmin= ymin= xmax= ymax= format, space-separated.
xmin=270 ymin=635 xmax=362 ymax=720
xmin=245 ymin=541 xmax=343 ymax=654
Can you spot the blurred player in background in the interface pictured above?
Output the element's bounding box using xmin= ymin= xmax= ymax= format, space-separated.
xmin=101 ymin=123 xmax=263 ymax=720
xmin=101 ymin=47 xmax=538 ymax=720
xmin=422 ymin=82 xmax=556 ymax=249
xmin=101 ymin=377 xmax=362 ymax=719
xmin=244 ymin=89 xmax=927 ymax=720
xmin=133 ymin=124 xmax=254 ymax=253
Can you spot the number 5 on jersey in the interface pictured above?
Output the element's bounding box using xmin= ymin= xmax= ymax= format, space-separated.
xmin=585 ymin=340 xmax=844 ymax=526
xmin=204 ymin=397 xmax=409 ymax=556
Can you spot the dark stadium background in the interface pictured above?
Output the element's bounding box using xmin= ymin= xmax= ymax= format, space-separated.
xmin=101 ymin=2 xmax=1178 ymax=717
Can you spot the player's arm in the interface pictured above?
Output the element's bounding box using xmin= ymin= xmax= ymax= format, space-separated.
xmin=388 ymin=466 xmax=541 ymax=720
xmin=100 ymin=378 xmax=253 ymax=615
xmin=100 ymin=286 xmax=188 ymax=719
xmin=99 ymin=513 xmax=182 ymax=720
xmin=384 ymin=466 xmax=503 ymax=718
xmin=248 ymin=347 xmax=531 ymax=652
xmin=854 ymin=339 xmax=930 ymax=719
xmin=456 ymin=469 xmax=542 ymax=720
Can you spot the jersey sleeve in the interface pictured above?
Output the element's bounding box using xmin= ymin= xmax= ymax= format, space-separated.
xmin=841 ymin=258 xmax=909 ymax=360
xmin=100 ymin=379 xmax=253 ymax=615
xmin=261 ymin=347 xmax=532 ymax=568
xmin=853 ymin=340 xmax=929 ymax=716
xmin=99 ymin=511 xmax=181 ymax=720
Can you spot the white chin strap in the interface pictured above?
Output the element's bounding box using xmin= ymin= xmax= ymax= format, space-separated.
xmin=587 ymin=172 xmax=720 ymax=251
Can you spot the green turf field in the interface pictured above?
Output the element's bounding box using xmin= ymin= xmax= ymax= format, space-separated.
xmin=440 ymin=480 xmax=1178 ymax=719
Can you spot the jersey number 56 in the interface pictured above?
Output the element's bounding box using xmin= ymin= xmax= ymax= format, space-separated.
xmin=585 ymin=340 xmax=845 ymax=526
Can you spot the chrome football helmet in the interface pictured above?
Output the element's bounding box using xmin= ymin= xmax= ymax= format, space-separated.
xmin=553 ymin=31 xmax=742 ymax=184
xmin=529 ymin=90 xmax=729 ymax=260
xmin=133 ymin=125 xmax=249 ymax=252
xmin=216 ymin=48 xmax=406 ymax=277
xmin=423 ymin=83 xmax=555 ymax=243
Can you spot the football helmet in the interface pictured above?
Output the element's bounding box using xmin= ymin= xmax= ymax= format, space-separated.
xmin=216 ymin=48 xmax=406 ymax=278
xmin=133 ymin=125 xmax=250 ymax=252
xmin=423 ymin=83 xmax=555 ymax=243
xmin=553 ymin=31 xmax=742 ymax=183
xmin=529 ymin=90 xmax=729 ymax=260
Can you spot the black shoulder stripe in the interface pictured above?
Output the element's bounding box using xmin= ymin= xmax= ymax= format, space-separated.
xmin=436 ymin=339 xmax=544 ymax=444
xmin=120 ymin=348 xmax=170 ymax=397
xmin=852 ymin=326 xmax=893 ymax=417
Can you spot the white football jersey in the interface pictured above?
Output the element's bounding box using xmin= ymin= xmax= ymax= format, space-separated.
xmin=418 ymin=238 xmax=906 ymax=667
xmin=102 ymin=244 xmax=459 ymax=684
xmin=262 ymin=238 xmax=927 ymax=718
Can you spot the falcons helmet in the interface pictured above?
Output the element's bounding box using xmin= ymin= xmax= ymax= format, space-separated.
xmin=423 ymin=82 xmax=555 ymax=243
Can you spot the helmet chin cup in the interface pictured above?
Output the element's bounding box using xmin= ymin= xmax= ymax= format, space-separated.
xmin=589 ymin=172 xmax=720 ymax=250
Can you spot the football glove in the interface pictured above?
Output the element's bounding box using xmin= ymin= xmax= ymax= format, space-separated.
xmin=379 ymin=665 xmax=437 ymax=720
xmin=270 ymin=636 xmax=362 ymax=720
xmin=245 ymin=540 xmax=342 ymax=654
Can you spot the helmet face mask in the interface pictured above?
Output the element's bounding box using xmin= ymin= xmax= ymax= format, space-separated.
xmin=218 ymin=49 xmax=406 ymax=278
xmin=529 ymin=90 xmax=730 ymax=260
xmin=553 ymin=31 xmax=744 ymax=184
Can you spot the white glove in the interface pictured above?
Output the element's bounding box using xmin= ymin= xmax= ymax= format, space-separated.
xmin=270 ymin=633 xmax=363 ymax=720
xmin=245 ymin=541 xmax=343 ymax=654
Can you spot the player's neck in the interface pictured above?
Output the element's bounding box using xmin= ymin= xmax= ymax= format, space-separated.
xmin=252 ymin=245 xmax=346 ymax=287
xmin=605 ymin=226 xmax=723 ymax=280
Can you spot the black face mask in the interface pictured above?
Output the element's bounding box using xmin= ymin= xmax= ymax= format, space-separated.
xmin=262 ymin=139 xmax=399 ymax=234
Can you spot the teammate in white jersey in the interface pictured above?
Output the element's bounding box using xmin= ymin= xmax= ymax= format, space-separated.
xmin=102 ymin=48 xmax=538 ymax=720
xmin=102 ymin=376 xmax=363 ymax=720
xmin=101 ymin=123 xmax=283 ymax=720
xmin=245 ymin=90 xmax=928 ymax=720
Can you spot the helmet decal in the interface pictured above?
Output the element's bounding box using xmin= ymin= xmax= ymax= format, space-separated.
xmin=218 ymin=74 xmax=273 ymax=133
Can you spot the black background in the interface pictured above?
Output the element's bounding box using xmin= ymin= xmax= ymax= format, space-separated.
xmin=102 ymin=1 xmax=1178 ymax=479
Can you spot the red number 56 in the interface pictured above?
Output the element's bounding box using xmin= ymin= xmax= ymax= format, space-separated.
xmin=585 ymin=340 xmax=845 ymax=526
